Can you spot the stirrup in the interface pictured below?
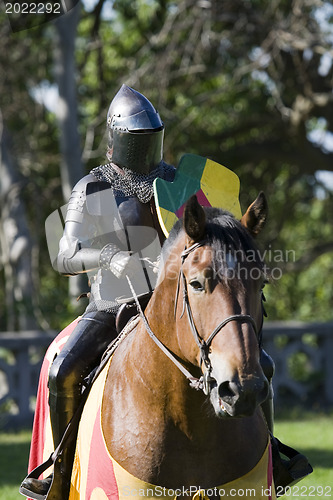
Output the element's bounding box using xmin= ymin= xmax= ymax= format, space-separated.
xmin=20 ymin=468 xmax=70 ymax=500
xmin=19 ymin=474 xmax=52 ymax=500
xmin=19 ymin=487 xmax=46 ymax=500
xmin=271 ymin=435 xmax=313 ymax=496
xmin=19 ymin=453 xmax=54 ymax=500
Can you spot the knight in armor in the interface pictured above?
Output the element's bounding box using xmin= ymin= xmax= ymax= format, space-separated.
xmin=21 ymin=85 xmax=310 ymax=500
xmin=20 ymin=85 xmax=175 ymax=500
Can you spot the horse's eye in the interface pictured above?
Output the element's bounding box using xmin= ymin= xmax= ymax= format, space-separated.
xmin=189 ymin=279 xmax=204 ymax=291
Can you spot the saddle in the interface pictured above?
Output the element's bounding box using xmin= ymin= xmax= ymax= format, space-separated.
xmin=115 ymin=290 xmax=153 ymax=334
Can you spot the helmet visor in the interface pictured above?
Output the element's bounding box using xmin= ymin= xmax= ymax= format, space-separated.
xmin=111 ymin=128 xmax=164 ymax=175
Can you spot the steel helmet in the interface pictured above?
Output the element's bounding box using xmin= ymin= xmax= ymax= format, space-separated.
xmin=107 ymin=85 xmax=164 ymax=174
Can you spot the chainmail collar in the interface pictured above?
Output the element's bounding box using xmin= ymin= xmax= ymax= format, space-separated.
xmin=90 ymin=161 xmax=175 ymax=203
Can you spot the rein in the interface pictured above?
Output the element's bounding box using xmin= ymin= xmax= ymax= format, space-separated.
xmin=126 ymin=276 xmax=204 ymax=391
xmin=127 ymin=240 xmax=263 ymax=396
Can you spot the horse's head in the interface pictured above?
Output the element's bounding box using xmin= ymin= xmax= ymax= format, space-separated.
xmin=161 ymin=193 xmax=269 ymax=419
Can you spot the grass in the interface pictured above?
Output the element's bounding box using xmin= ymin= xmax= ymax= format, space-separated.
xmin=0 ymin=429 xmax=31 ymax=500
xmin=274 ymin=412 xmax=333 ymax=498
xmin=0 ymin=412 xmax=332 ymax=499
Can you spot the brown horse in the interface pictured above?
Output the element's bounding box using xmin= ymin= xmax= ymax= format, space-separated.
xmin=69 ymin=193 xmax=274 ymax=499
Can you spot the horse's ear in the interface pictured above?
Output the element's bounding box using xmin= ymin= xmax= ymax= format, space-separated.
xmin=183 ymin=195 xmax=206 ymax=242
xmin=241 ymin=191 xmax=268 ymax=237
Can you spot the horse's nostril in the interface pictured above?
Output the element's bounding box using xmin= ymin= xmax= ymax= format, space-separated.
xmin=218 ymin=381 xmax=239 ymax=402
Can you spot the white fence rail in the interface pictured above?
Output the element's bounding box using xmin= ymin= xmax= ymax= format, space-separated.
xmin=263 ymin=321 xmax=333 ymax=405
xmin=0 ymin=330 xmax=57 ymax=429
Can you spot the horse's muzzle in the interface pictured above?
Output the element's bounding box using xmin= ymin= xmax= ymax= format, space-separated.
xmin=212 ymin=375 xmax=269 ymax=418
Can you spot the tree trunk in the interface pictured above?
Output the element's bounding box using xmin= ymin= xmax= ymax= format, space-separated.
xmin=0 ymin=112 xmax=38 ymax=330
xmin=53 ymin=4 xmax=86 ymax=303
xmin=54 ymin=3 xmax=84 ymax=199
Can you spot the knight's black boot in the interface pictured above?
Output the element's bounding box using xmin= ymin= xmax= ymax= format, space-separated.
xmin=20 ymin=312 xmax=117 ymax=500
xmin=44 ymin=391 xmax=79 ymax=499
xmin=46 ymin=440 xmax=77 ymax=500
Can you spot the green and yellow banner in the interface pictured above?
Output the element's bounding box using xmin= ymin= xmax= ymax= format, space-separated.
xmin=154 ymin=154 xmax=242 ymax=237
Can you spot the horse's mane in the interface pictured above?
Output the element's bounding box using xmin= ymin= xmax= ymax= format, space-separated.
xmin=160 ymin=207 xmax=265 ymax=277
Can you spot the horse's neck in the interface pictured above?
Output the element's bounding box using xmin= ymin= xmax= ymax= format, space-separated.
xmin=102 ymin=289 xmax=268 ymax=488
xmin=103 ymin=292 xmax=213 ymax=451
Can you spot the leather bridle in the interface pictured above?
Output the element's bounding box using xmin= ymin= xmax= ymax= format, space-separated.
xmin=127 ymin=240 xmax=264 ymax=396
xmin=176 ymin=241 xmax=263 ymax=394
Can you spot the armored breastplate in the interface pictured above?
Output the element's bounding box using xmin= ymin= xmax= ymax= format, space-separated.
xmin=85 ymin=184 xmax=164 ymax=312
xmin=116 ymin=194 xmax=165 ymax=251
